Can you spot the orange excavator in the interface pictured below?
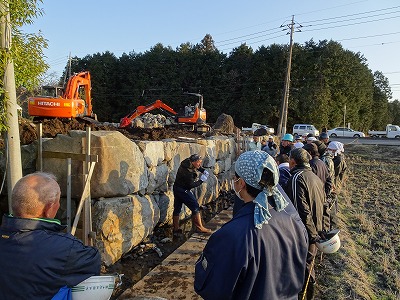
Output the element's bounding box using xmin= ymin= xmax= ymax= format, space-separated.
xmin=28 ymin=71 xmax=97 ymax=120
xmin=119 ymin=93 xmax=209 ymax=132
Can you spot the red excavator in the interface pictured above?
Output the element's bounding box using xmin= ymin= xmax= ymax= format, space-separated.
xmin=28 ymin=71 xmax=97 ymax=121
xmin=119 ymin=93 xmax=209 ymax=132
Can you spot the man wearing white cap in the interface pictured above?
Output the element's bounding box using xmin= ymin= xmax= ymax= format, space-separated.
xmin=293 ymin=135 xmax=305 ymax=149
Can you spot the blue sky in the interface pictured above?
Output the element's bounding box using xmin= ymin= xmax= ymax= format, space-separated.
xmin=25 ymin=0 xmax=400 ymax=101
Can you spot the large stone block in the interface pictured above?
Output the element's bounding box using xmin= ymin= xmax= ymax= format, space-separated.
xmin=136 ymin=141 xmax=164 ymax=167
xmin=215 ymin=160 xmax=225 ymax=174
xmin=167 ymin=143 xmax=191 ymax=185
xmin=202 ymin=140 xmax=217 ymax=168
xmin=214 ymin=136 xmax=231 ymax=160
xmin=189 ymin=142 xmax=206 ymax=159
xmin=162 ymin=139 xmax=177 ymax=162
xmin=224 ymin=156 xmax=232 ymax=172
xmin=194 ymin=173 xmax=219 ymax=205
xmin=21 ymin=143 xmax=38 ymax=175
xmin=42 ymin=130 xmax=148 ymax=198
xmin=92 ymin=195 xmax=160 ymax=266
xmin=146 ymin=164 xmax=169 ymax=194
xmin=152 ymin=191 xmax=174 ymax=226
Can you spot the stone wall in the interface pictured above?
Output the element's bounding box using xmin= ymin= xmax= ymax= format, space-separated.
xmin=12 ymin=130 xmax=236 ymax=265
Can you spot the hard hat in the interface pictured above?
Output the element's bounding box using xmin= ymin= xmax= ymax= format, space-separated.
xmin=72 ymin=276 xmax=117 ymax=300
xmin=282 ymin=133 xmax=294 ymax=142
xmin=316 ymin=229 xmax=341 ymax=254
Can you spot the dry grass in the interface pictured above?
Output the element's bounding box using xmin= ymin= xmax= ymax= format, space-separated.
xmin=314 ymin=145 xmax=400 ymax=300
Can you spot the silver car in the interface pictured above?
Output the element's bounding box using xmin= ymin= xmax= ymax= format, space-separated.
xmin=327 ymin=127 xmax=365 ymax=138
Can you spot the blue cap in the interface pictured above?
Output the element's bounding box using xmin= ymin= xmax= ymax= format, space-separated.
xmin=282 ymin=133 xmax=294 ymax=142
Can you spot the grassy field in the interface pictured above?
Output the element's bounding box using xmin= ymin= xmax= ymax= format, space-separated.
xmin=314 ymin=144 xmax=400 ymax=300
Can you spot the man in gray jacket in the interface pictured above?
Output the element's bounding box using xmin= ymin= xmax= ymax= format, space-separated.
xmin=284 ymin=148 xmax=325 ymax=300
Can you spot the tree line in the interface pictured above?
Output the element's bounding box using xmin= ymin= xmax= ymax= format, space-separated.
xmin=0 ymin=0 xmax=48 ymax=133
xmin=2 ymin=3 xmax=399 ymax=133
xmin=65 ymin=34 xmax=399 ymax=131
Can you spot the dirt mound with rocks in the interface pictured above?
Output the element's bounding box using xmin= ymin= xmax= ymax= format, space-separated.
xmin=17 ymin=118 xmax=204 ymax=145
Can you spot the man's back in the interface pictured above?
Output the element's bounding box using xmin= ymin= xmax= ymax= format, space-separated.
xmin=333 ymin=154 xmax=347 ymax=192
xmin=309 ymin=157 xmax=333 ymax=196
xmin=0 ymin=215 xmax=100 ymax=300
xmin=285 ymin=166 xmax=325 ymax=243
xmin=278 ymin=163 xmax=291 ymax=188
xmin=195 ymin=199 xmax=308 ymax=300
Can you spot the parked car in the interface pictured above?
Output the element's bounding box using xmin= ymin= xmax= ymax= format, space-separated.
xmin=368 ymin=124 xmax=400 ymax=138
xmin=327 ymin=127 xmax=365 ymax=138
xmin=242 ymin=123 xmax=274 ymax=135
xmin=292 ymin=124 xmax=319 ymax=137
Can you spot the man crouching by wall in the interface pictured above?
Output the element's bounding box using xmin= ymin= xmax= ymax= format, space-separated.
xmin=0 ymin=172 xmax=100 ymax=300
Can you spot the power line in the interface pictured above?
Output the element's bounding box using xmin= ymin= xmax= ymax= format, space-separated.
xmin=303 ymin=14 xmax=400 ymax=32
xmin=300 ymin=5 xmax=400 ymax=24
xmin=217 ymin=27 xmax=283 ymax=44
xmin=213 ymin=5 xmax=400 ymax=51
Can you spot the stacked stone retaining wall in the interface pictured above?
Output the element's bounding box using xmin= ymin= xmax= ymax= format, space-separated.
xmin=2 ymin=130 xmax=236 ymax=265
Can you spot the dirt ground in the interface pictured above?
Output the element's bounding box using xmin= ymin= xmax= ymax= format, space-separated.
xmin=314 ymin=144 xmax=400 ymax=299
xmin=17 ymin=118 xmax=203 ymax=145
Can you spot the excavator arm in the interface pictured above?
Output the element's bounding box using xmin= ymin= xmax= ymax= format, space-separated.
xmin=63 ymin=71 xmax=93 ymax=115
xmin=119 ymin=99 xmax=178 ymax=128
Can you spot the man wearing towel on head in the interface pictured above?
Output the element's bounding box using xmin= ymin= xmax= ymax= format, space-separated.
xmin=194 ymin=150 xmax=308 ymax=300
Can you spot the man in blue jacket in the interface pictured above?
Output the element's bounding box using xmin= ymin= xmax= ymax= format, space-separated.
xmin=194 ymin=151 xmax=308 ymax=300
xmin=0 ymin=172 xmax=101 ymax=300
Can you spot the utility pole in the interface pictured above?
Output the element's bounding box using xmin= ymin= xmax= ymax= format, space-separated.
xmin=68 ymin=52 xmax=72 ymax=78
xmin=62 ymin=52 xmax=72 ymax=86
xmin=277 ymin=15 xmax=296 ymax=137
xmin=1 ymin=0 xmax=22 ymax=213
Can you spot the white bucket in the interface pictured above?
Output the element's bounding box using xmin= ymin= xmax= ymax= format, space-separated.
xmin=71 ymin=276 xmax=115 ymax=300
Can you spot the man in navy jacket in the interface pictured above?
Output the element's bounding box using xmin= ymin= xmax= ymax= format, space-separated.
xmin=194 ymin=151 xmax=308 ymax=300
xmin=0 ymin=172 xmax=100 ymax=300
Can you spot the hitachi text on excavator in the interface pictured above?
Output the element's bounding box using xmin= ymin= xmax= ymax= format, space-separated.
xmin=28 ymin=71 xmax=97 ymax=122
xmin=119 ymin=93 xmax=209 ymax=133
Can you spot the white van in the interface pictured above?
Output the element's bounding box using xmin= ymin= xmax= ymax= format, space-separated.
xmin=292 ymin=124 xmax=319 ymax=137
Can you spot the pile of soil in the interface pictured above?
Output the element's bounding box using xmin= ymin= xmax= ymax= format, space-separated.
xmin=18 ymin=118 xmax=203 ymax=145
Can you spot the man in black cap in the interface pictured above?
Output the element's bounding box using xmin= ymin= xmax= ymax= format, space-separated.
xmin=173 ymin=154 xmax=212 ymax=234
xmin=319 ymin=132 xmax=330 ymax=146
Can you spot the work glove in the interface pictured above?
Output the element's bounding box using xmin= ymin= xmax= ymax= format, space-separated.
xmin=318 ymin=230 xmax=328 ymax=242
xmin=200 ymin=174 xmax=208 ymax=182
